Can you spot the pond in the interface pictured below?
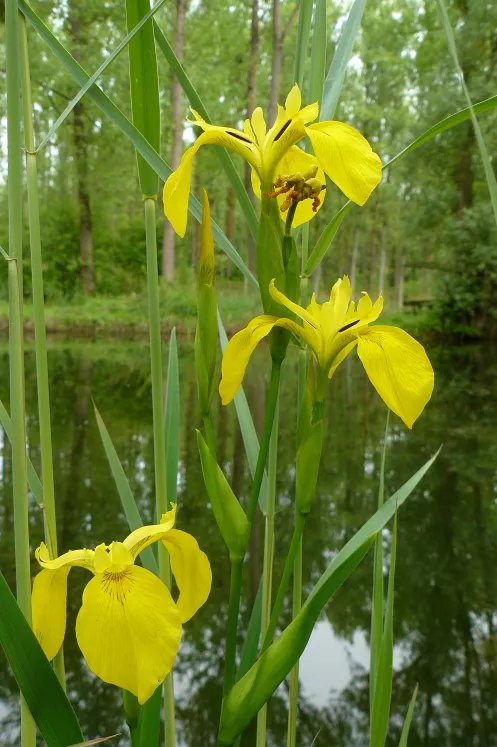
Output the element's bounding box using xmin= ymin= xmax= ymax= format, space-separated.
xmin=0 ymin=337 xmax=496 ymax=746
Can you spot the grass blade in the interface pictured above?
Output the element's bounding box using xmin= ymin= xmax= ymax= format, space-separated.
xmin=320 ymin=0 xmax=367 ymax=120
xmin=69 ymin=738 xmax=120 ymax=747
xmin=36 ymin=0 xmax=167 ymax=153
xmin=126 ymin=0 xmax=161 ymax=198
xmin=370 ymin=412 xmax=389 ymax=719
xmin=0 ymin=399 xmax=43 ymax=506
xmin=370 ymin=513 xmax=397 ymax=747
xmin=0 ymin=571 xmax=84 ymax=746
xmin=93 ymin=401 xmax=158 ymax=575
xmin=217 ymin=310 xmax=269 ymax=515
xmin=19 ymin=0 xmax=257 ymax=288
xmin=434 ymin=0 xmax=497 ymax=223
xmin=164 ymin=327 xmax=180 ymax=507
xmin=398 ymin=684 xmax=419 ymax=747
xmin=308 ymin=0 xmax=327 ymax=105
xmin=153 ymin=21 xmax=258 ymax=239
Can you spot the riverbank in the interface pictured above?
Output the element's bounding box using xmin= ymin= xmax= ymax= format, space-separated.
xmin=0 ymin=283 xmax=438 ymax=340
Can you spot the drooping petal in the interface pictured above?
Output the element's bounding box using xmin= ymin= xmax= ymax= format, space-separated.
xmin=357 ymin=326 xmax=434 ymax=428
xmin=163 ymin=127 xmax=260 ymax=237
xmin=35 ymin=542 xmax=95 ymax=572
xmin=32 ymin=568 xmax=70 ymax=661
xmin=219 ymin=315 xmax=303 ymax=405
xmin=163 ymin=529 xmax=212 ymax=623
xmin=124 ymin=504 xmax=177 ymax=559
xmin=306 ymin=121 xmax=382 ymax=205
xmin=76 ymin=565 xmax=182 ymax=705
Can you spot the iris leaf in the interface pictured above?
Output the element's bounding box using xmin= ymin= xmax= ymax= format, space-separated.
xmin=398 ymin=684 xmax=419 ymax=747
xmin=0 ymin=398 xmax=43 ymax=506
xmin=0 ymin=571 xmax=84 ymax=747
xmin=164 ymin=328 xmax=180 ymax=507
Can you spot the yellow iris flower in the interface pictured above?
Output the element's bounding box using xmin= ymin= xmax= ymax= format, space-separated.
xmin=219 ymin=276 xmax=434 ymax=429
xmin=31 ymin=505 xmax=211 ymax=704
xmin=163 ymin=85 xmax=382 ymax=236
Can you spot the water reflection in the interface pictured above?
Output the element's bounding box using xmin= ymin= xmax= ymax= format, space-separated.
xmin=0 ymin=340 xmax=496 ymax=746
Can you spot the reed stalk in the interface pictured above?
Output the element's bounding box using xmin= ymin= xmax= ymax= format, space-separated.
xmin=19 ymin=13 xmax=65 ymax=689
xmin=6 ymin=1 xmax=36 ymax=743
xmin=255 ymin=401 xmax=278 ymax=747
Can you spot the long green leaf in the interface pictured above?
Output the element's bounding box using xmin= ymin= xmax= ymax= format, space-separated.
xmin=126 ymin=0 xmax=161 ymax=197
xmin=293 ymin=0 xmax=314 ymax=90
xmin=36 ymin=0 xmax=167 ymax=153
xmin=370 ymin=513 xmax=397 ymax=747
xmin=309 ymin=95 xmax=497 ymax=274
xmin=69 ymin=738 xmax=120 ymax=747
xmin=93 ymin=401 xmax=158 ymax=576
xmin=164 ymin=327 xmax=180 ymax=507
xmin=0 ymin=398 xmax=43 ymax=506
xmin=434 ymin=0 xmax=497 ymax=223
xmin=308 ymin=0 xmax=327 ymax=106
xmin=320 ymin=0 xmax=367 ymax=120
xmin=237 ymin=578 xmax=263 ymax=682
xmin=304 ymin=201 xmax=352 ymax=277
xmin=153 ymin=21 xmax=258 ymax=240
xmin=19 ymin=0 xmax=258 ymax=288
xmin=398 ymin=685 xmax=419 ymax=747
xmin=217 ymin=310 xmax=269 ymax=515
xmin=370 ymin=412 xmax=389 ymax=719
xmin=219 ymin=450 xmax=439 ymax=744
xmin=0 ymin=571 xmax=84 ymax=747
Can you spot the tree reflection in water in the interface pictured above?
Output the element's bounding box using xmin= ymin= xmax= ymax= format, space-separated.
xmin=0 ymin=341 xmax=495 ymax=746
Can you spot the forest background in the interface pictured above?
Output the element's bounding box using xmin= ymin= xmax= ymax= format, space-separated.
xmin=0 ymin=0 xmax=496 ymax=338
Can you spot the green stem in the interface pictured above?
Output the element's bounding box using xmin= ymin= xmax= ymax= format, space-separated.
xmin=144 ymin=197 xmax=175 ymax=745
xmin=261 ymin=511 xmax=307 ymax=653
xmin=6 ymin=1 xmax=36 ymax=743
xmin=202 ymin=412 xmax=217 ymax=457
xmin=284 ymin=201 xmax=298 ymax=237
xmin=256 ymin=399 xmax=279 ymax=747
xmin=222 ymin=558 xmax=244 ymax=698
xmin=287 ymin=221 xmax=310 ymax=747
xmin=246 ymin=359 xmax=282 ymax=525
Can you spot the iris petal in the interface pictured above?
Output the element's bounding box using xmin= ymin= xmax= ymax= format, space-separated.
xmin=32 ymin=568 xmax=70 ymax=661
xmin=306 ymin=121 xmax=382 ymax=205
xmin=357 ymin=326 xmax=434 ymax=428
xmin=124 ymin=505 xmax=177 ymax=559
xmin=76 ymin=565 xmax=182 ymax=705
xmin=163 ymin=529 xmax=212 ymax=623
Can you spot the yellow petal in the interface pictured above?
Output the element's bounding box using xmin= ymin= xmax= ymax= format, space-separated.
xmin=219 ymin=315 xmax=302 ymax=405
xmin=163 ymin=127 xmax=260 ymax=237
xmin=306 ymin=121 xmax=382 ymax=205
xmin=269 ymin=280 xmax=319 ymax=329
xmin=328 ymin=340 xmax=358 ymax=379
xmin=357 ymin=326 xmax=434 ymax=428
xmin=32 ymin=568 xmax=70 ymax=661
xmin=250 ymin=107 xmax=267 ymax=145
xmin=285 ymin=84 xmax=302 ymax=115
xmin=76 ymin=565 xmax=182 ymax=705
xmin=124 ymin=504 xmax=177 ymax=560
xmin=35 ymin=542 xmax=95 ymax=571
xmin=163 ymin=529 xmax=211 ymax=623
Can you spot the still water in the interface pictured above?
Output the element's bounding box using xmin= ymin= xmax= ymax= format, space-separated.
xmin=0 ymin=338 xmax=496 ymax=746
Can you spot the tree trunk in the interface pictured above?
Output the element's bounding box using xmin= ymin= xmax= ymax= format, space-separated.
xmin=162 ymin=0 xmax=187 ymax=280
xmin=350 ymin=226 xmax=360 ymax=291
xmin=268 ymin=0 xmax=282 ymax=123
xmin=395 ymin=246 xmax=404 ymax=310
xmin=377 ymin=224 xmax=387 ymax=296
xmin=68 ymin=11 xmax=95 ymax=297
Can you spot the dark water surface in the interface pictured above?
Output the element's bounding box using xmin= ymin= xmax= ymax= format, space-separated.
xmin=0 ymin=339 xmax=496 ymax=746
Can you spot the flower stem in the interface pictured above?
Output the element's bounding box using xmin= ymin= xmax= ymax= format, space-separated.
xmin=287 ymin=220 xmax=310 ymax=747
xmin=246 ymin=359 xmax=282 ymax=525
xmin=223 ymin=558 xmax=244 ymax=698
xmin=256 ymin=402 xmax=278 ymax=747
xmin=6 ymin=0 xmax=36 ymax=743
xmin=202 ymin=412 xmax=217 ymax=457
xmin=144 ymin=197 xmax=175 ymax=745
xmin=261 ymin=511 xmax=307 ymax=654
